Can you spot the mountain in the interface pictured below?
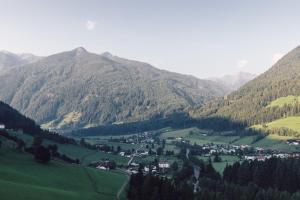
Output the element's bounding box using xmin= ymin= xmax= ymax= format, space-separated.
xmin=0 ymin=47 xmax=227 ymax=131
xmin=208 ymin=72 xmax=256 ymax=92
xmin=0 ymin=51 xmax=41 ymax=72
xmin=191 ymin=46 xmax=300 ymax=126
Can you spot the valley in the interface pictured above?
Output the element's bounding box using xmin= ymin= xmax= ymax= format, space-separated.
xmin=2 ymin=1 xmax=300 ymax=199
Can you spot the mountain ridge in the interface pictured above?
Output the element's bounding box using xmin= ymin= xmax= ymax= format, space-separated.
xmin=0 ymin=47 xmax=227 ymax=131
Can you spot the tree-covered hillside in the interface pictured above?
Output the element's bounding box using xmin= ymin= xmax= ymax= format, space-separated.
xmin=0 ymin=101 xmax=40 ymax=134
xmin=191 ymin=46 xmax=300 ymax=127
xmin=0 ymin=47 xmax=226 ymax=131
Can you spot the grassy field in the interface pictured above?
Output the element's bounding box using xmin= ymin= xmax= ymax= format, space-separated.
xmin=267 ymin=95 xmax=300 ymax=108
xmin=85 ymin=139 xmax=140 ymax=151
xmin=160 ymin=127 xmax=239 ymax=145
xmin=81 ymin=151 xmax=129 ymax=165
xmin=160 ymin=127 xmax=299 ymax=152
xmin=197 ymin=155 xmax=240 ymax=174
xmin=0 ymin=147 xmax=127 ymax=200
xmin=251 ymin=135 xmax=299 ymax=152
xmin=5 ymin=130 xmax=129 ymax=166
xmin=261 ymin=116 xmax=300 ymax=133
xmin=43 ymin=141 xmax=129 ymax=166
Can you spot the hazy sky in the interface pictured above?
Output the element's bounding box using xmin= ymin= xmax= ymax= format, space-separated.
xmin=0 ymin=0 xmax=300 ymax=78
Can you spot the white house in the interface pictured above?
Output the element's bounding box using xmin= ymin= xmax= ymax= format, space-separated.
xmin=158 ymin=162 xmax=170 ymax=169
xmin=0 ymin=124 xmax=5 ymax=129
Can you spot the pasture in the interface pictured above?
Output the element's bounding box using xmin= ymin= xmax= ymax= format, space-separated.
xmin=0 ymin=147 xmax=127 ymax=200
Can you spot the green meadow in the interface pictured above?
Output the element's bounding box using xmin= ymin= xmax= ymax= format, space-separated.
xmin=5 ymin=130 xmax=129 ymax=166
xmin=267 ymin=95 xmax=300 ymax=108
xmin=197 ymin=155 xmax=240 ymax=174
xmin=160 ymin=127 xmax=298 ymax=152
xmin=0 ymin=147 xmax=127 ymax=200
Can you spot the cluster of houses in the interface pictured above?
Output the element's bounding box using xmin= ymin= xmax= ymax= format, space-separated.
xmin=118 ymin=148 xmax=149 ymax=158
xmin=109 ymin=132 xmax=156 ymax=145
xmin=245 ymin=152 xmax=300 ymax=161
xmin=127 ymin=161 xmax=171 ymax=175
xmin=286 ymin=139 xmax=300 ymax=146
xmin=196 ymin=143 xmax=255 ymax=156
xmin=89 ymin=160 xmax=117 ymax=170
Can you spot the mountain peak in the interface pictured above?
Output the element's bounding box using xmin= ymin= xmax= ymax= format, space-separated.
xmin=73 ymin=47 xmax=88 ymax=55
xmin=0 ymin=50 xmax=14 ymax=56
xmin=101 ymin=51 xmax=114 ymax=59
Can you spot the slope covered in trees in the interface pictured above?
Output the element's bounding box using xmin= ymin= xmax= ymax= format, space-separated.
xmin=0 ymin=47 xmax=227 ymax=131
xmin=191 ymin=46 xmax=300 ymax=128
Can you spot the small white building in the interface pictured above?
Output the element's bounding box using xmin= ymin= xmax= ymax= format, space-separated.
xmin=97 ymin=166 xmax=108 ymax=170
xmin=119 ymin=152 xmax=125 ymax=156
xmin=159 ymin=162 xmax=170 ymax=169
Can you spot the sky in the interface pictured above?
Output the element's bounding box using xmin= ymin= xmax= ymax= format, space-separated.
xmin=0 ymin=0 xmax=300 ymax=78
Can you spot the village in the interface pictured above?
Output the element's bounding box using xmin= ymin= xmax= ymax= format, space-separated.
xmin=86 ymin=131 xmax=300 ymax=175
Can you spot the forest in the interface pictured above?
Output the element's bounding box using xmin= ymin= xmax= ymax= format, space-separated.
xmin=127 ymin=157 xmax=300 ymax=200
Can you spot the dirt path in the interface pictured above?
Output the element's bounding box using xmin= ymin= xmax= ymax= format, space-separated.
xmin=80 ymin=151 xmax=97 ymax=164
xmin=116 ymin=170 xmax=130 ymax=200
xmin=80 ymin=151 xmax=116 ymax=197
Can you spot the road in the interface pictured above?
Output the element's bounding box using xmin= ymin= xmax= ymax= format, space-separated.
xmin=186 ymin=148 xmax=200 ymax=193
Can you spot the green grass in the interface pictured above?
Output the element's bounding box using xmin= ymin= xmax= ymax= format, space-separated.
xmin=43 ymin=141 xmax=129 ymax=165
xmin=251 ymin=135 xmax=299 ymax=152
xmin=4 ymin=130 xmax=129 ymax=166
xmin=197 ymin=155 xmax=240 ymax=174
xmin=85 ymin=139 xmax=140 ymax=151
xmin=267 ymin=95 xmax=300 ymax=108
xmin=160 ymin=127 xmax=299 ymax=152
xmin=0 ymin=148 xmax=127 ymax=200
xmin=231 ymin=135 xmax=257 ymax=145
xmin=81 ymin=151 xmax=129 ymax=166
xmin=262 ymin=116 xmax=300 ymax=133
xmin=160 ymin=127 xmax=239 ymax=145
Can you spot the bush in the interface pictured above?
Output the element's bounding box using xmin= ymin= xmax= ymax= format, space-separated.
xmin=34 ymin=146 xmax=51 ymax=164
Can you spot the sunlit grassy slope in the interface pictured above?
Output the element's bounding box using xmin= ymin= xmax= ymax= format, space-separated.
xmin=253 ymin=116 xmax=300 ymax=133
xmin=267 ymin=95 xmax=300 ymax=108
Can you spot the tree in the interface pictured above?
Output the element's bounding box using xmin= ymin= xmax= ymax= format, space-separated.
xmin=213 ymin=154 xmax=222 ymax=162
xmin=48 ymin=144 xmax=58 ymax=157
xmin=162 ymin=139 xmax=166 ymax=149
xmin=80 ymin=138 xmax=85 ymax=146
xmin=156 ymin=147 xmax=163 ymax=156
xmin=34 ymin=146 xmax=51 ymax=163
xmin=171 ymin=161 xmax=179 ymax=171
xmin=117 ymin=146 xmax=121 ymax=152
xmin=32 ymin=136 xmax=43 ymax=147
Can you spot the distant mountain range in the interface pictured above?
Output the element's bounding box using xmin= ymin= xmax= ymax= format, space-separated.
xmin=0 ymin=47 xmax=228 ymax=131
xmin=0 ymin=50 xmax=42 ymax=72
xmin=208 ymin=72 xmax=256 ymax=92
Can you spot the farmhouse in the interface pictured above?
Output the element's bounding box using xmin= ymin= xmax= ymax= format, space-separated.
xmin=0 ymin=124 xmax=5 ymax=129
xmin=158 ymin=162 xmax=170 ymax=169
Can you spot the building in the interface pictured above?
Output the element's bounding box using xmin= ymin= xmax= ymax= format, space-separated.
xmin=0 ymin=124 xmax=5 ymax=129
xmin=158 ymin=162 xmax=170 ymax=169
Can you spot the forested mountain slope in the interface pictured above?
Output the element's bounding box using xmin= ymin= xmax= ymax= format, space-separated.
xmin=0 ymin=47 xmax=226 ymax=131
xmin=191 ymin=46 xmax=300 ymax=126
